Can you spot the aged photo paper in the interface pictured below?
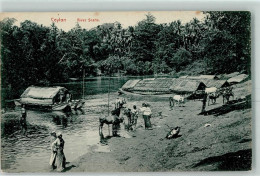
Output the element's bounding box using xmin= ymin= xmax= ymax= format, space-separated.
xmin=0 ymin=11 xmax=251 ymax=172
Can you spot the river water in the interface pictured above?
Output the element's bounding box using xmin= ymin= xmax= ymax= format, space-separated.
xmin=1 ymin=76 xmax=150 ymax=173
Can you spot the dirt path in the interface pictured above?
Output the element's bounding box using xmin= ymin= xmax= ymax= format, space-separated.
xmin=69 ymin=81 xmax=252 ymax=172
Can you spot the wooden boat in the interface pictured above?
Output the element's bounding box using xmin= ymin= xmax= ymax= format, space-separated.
xmin=15 ymin=86 xmax=72 ymax=111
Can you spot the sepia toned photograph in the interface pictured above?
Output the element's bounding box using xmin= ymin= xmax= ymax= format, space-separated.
xmin=0 ymin=11 xmax=251 ymax=173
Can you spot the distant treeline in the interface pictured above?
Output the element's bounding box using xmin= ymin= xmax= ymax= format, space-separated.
xmin=0 ymin=11 xmax=250 ymax=102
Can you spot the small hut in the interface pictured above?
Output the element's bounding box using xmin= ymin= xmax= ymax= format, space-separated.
xmin=170 ymin=80 xmax=206 ymax=94
xmin=202 ymin=79 xmax=230 ymax=89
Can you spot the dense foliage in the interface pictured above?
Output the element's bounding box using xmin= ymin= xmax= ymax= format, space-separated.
xmin=0 ymin=12 xmax=251 ymax=102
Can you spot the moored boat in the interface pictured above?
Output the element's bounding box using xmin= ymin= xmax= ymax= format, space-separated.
xmin=16 ymin=86 xmax=72 ymax=111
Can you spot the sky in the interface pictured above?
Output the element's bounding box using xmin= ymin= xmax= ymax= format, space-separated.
xmin=0 ymin=11 xmax=206 ymax=31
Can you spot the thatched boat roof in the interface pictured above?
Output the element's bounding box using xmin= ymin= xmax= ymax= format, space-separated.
xmin=21 ymin=86 xmax=67 ymax=99
xmin=201 ymin=79 xmax=230 ymax=88
xmin=228 ymin=74 xmax=249 ymax=84
xmin=219 ymin=72 xmax=240 ymax=80
xmin=199 ymin=75 xmax=219 ymax=79
xmin=122 ymin=79 xmax=141 ymax=90
xmin=169 ymin=78 xmax=186 ymax=89
xmin=187 ymin=75 xmax=218 ymax=80
xmin=133 ymin=78 xmax=174 ymax=92
xmin=170 ymin=80 xmax=206 ymax=94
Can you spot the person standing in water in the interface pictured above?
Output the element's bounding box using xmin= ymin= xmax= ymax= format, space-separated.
xmin=20 ymin=105 xmax=27 ymax=134
xmin=21 ymin=104 xmax=27 ymax=118
xmin=49 ymin=131 xmax=57 ymax=169
xmin=53 ymin=132 xmax=66 ymax=172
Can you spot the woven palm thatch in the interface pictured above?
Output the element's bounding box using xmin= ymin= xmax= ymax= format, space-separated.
xmin=201 ymin=79 xmax=230 ymax=88
xmin=169 ymin=78 xmax=186 ymax=89
xmin=228 ymin=74 xmax=249 ymax=84
xmin=133 ymin=78 xmax=174 ymax=92
xmin=122 ymin=79 xmax=141 ymax=90
xmin=199 ymin=75 xmax=219 ymax=79
xmin=21 ymin=86 xmax=67 ymax=99
xmin=187 ymin=76 xmax=201 ymax=80
xmin=187 ymin=75 xmax=218 ymax=80
xmin=20 ymin=86 xmax=68 ymax=106
xmin=218 ymin=72 xmax=240 ymax=80
xmin=170 ymin=80 xmax=206 ymax=94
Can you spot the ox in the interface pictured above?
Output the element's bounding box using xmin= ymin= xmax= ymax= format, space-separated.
xmin=99 ymin=101 xmax=127 ymax=137
xmin=169 ymin=95 xmax=185 ymax=108
xmin=205 ymin=87 xmax=219 ymax=105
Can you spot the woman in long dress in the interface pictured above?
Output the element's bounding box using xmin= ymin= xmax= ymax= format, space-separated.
xmin=140 ymin=103 xmax=152 ymax=130
xmin=53 ymin=132 xmax=66 ymax=172
xmin=131 ymin=105 xmax=139 ymax=130
xmin=49 ymin=131 xmax=57 ymax=169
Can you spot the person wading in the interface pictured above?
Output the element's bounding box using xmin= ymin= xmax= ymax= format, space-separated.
xmin=20 ymin=105 xmax=27 ymax=134
xmin=49 ymin=131 xmax=57 ymax=169
xmin=21 ymin=104 xmax=27 ymax=118
xmin=53 ymin=132 xmax=66 ymax=172
xmin=140 ymin=103 xmax=153 ymax=130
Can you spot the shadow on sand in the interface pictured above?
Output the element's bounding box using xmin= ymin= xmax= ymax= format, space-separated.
xmin=193 ymin=149 xmax=252 ymax=171
xmin=99 ymin=131 xmax=121 ymax=145
xmin=58 ymin=162 xmax=76 ymax=172
xmin=199 ymin=95 xmax=251 ymax=116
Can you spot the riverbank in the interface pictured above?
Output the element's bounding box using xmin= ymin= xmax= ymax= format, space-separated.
xmin=68 ymin=80 xmax=252 ymax=172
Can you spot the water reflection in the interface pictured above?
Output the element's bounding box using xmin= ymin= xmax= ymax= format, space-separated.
xmin=1 ymin=106 xmax=108 ymax=172
xmin=52 ymin=114 xmax=68 ymax=128
xmin=54 ymin=76 xmax=154 ymax=100
xmin=20 ymin=114 xmax=27 ymax=135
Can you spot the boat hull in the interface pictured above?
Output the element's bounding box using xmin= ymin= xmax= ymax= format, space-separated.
xmin=52 ymin=103 xmax=71 ymax=111
xmin=15 ymin=100 xmax=71 ymax=111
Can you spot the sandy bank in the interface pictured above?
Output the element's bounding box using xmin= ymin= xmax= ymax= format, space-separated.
xmin=67 ymin=80 xmax=252 ymax=172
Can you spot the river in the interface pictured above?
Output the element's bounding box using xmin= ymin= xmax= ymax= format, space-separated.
xmin=1 ymin=76 xmax=150 ymax=173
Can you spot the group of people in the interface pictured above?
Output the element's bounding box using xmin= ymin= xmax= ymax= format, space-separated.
xmin=117 ymin=98 xmax=153 ymax=130
xmin=123 ymin=104 xmax=139 ymax=130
